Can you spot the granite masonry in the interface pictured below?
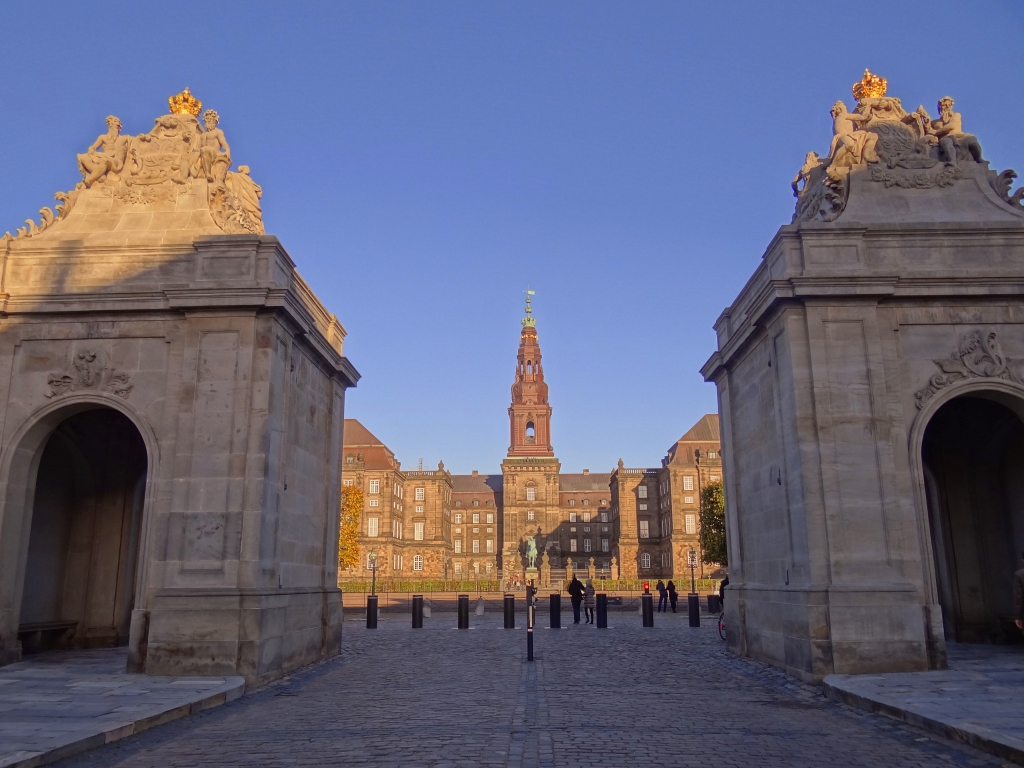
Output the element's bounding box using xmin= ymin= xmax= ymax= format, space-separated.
xmin=702 ymin=71 xmax=1024 ymax=681
xmin=0 ymin=90 xmax=359 ymax=685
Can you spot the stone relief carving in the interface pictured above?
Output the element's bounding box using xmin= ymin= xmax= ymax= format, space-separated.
xmin=792 ymin=71 xmax=1002 ymax=224
xmin=4 ymin=88 xmax=265 ymax=241
xmin=46 ymin=349 xmax=133 ymax=399
xmin=914 ymin=330 xmax=1024 ymax=409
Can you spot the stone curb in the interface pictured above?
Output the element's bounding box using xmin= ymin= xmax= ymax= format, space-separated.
xmin=823 ymin=676 xmax=1024 ymax=766
xmin=0 ymin=678 xmax=245 ymax=768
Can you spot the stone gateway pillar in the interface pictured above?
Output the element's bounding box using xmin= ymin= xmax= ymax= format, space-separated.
xmin=702 ymin=72 xmax=1024 ymax=681
xmin=0 ymin=92 xmax=359 ymax=686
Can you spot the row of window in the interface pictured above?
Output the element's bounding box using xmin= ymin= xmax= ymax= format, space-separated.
xmin=367 ymin=519 xmax=425 ymax=539
xmin=454 ymin=512 xmax=493 ymax=524
xmin=455 ymin=499 xmax=494 ymax=507
xmin=453 ymin=561 xmax=493 ymax=574
xmin=454 ymin=539 xmax=494 ymax=553
xmin=637 ymin=515 xmax=697 ymax=538
xmin=568 ymin=538 xmax=609 ymax=553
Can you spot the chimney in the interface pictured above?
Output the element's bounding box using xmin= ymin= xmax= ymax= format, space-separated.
xmin=472 ymin=469 xmax=479 ymax=476
xmin=583 ymin=469 xmax=590 ymax=475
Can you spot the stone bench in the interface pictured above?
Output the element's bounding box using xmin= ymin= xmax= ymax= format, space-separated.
xmin=18 ymin=620 xmax=78 ymax=653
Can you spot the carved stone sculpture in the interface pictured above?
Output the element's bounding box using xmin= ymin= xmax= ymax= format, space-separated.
xmin=915 ymin=330 xmax=1024 ymax=408
xmin=4 ymin=89 xmax=266 ymax=240
xmin=565 ymin=557 xmax=574 ymax=582
xmin=46 ymin=349 xmax=133 ymax=399
xmin=827 ymin=100 xmax=878 ymax=169
xmin=925 ymin=96 xmax=983 ymax=165
xmin=77 ymin=116 xmax=129 ymax=187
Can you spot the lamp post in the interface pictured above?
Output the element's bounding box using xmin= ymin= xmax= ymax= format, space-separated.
xmin=687 ymin=547 xmax=700 ymax=627
xmin=369 ymin=549 xmax=379 ymax=596
xmin=367 ymin=549 xmax=379 ymax=629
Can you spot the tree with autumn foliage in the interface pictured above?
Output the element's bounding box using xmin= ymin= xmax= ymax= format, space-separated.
xmin=338 ymin=485 xmax=362 ymax=571
xmin=699 ymin=480 xmax=727 ymax=566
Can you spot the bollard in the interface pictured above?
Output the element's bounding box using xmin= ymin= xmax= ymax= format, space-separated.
xmin=366 ymin=595 xmax=378 ymax=629
xmin=596 ymin=593 xmax=608 ymax=628
xmin=549 ymin=593 xmax=561 ymax=628
xmin=412 ymin=594 xmax=423 ymax=628
xmin=526 ymin=584 xmax=536 ymax=661
xmin=688 ymin=593 xmax=700 ymax=627
xmin=457 ymin=594 xmax=470 ymax=629
xmin=503 ymin=594 xmax=516 ymax=629
xmin=641 ymin=593 xmax=654 ymax=627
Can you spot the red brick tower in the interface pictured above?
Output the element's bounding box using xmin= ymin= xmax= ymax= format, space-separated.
xmin=508 ymin=290 xmax=553 ymax=456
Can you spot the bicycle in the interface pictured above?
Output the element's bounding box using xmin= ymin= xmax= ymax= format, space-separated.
xmin=717 ymin=611 xmax=726 ymax=641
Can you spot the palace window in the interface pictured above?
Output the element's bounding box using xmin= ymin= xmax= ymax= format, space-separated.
xmin=473 ymin=527 xmax=479 ymax=533
xmin=570 ymin=539 xmax=578 ymax=552
xmin=369 ymin=499 xmax=379 ymax=508
xmin=639 ymin=503 xmax=647 ymax=511
xmin=346 ymin=455 xmax=355 ymax=464
xmin=640 ymin=553 xmax=651 ymax=569
xmin=683 ymin=476 xmax=694 ymax=491
xmin=343 ymin=478 xmax=353 ymax=487
xmin=392 ymin=520 xmax=402 ymax=538
xmin=455 ymin=500 xmax=462 ymax=507
xmin=487 ymin=500 xmax=493 ymax=506
xmin=472 ymin=540 xmax=480 ymax=553
xmin=473 ymin=513 xmax=480 ymax=523
xmin=708 ymin=451 xmax=717 ymax=459
xmin=527 ymin=509 xmax=535 ymax=520
xmin=473 ymin=500 xmax=479 ymax=507
xmin=486 ymin=513 xmax=494 ymax=523
xmin=583 ymin=539 xmax=592 ymax=552
xmin=569 ymin=499 xmax=575 ymax=506
xmin=685 ymin=514 xmax=696 ymax=535
xmin=367 ymin=518 xmax=379 ymax=537
xmin=454 ymin=513 xmax=462 ymax=524
xmin=601 ymin=499 xmax=607 ymax=505
xmin=639 ymin=520 xmax=650 ymax=539
xmin=711 ymin=475 xmax=720 ymax=483
xmin=526 ymin=487 xmax=536 ymax=501
xmin=415 ymin=487 xmax=425 ymax=501
xmin=369 ymin=479 xmax=380 ymax=494
xmin=394 ymin=554 xmax=403 ymax=570
xmin=415 ymin=505 xmax=424 ymax=514
xmin=601 ymin=539 xmax=609 ymax=552
xmin=485 ymin=562 xmax=492 ymax=573
xmin=600 ymin=512 xmax=608 ymax=522
xmin=638 ymin=486 xmax=647 ymax=499
xmin=414 ymin=522 xmax=424 ymax=541
xmin=454 ymin=562 xmax=463 ymax=573
xmin=486 ymin=539 xmax=494 ymax=553
xmin=684 ymin=496 xmax=694 ymax=505
xmin=582 ymin=512 xmax=591 ymax=523
xmin=413 ymin=555 xmax=423 ymax=571
xmin=569 ymin=512 xmax=577 ymax=523
xmin=582 ymin=499 xmax=589 ymax=506
xmin=583 ymin=526 xmax=591 ymax=533
xmin=455 ymin=540 xmax=462 ymax=553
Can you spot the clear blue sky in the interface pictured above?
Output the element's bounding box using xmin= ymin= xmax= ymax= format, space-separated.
xmin=2 ymin=2 xmax=1022 ymax=474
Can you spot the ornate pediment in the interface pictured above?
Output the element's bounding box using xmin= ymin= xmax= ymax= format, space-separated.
xmin=914 ymin=330 xmax=1024 ymax=409
xmin=46 ymin=348 xmax=133 ymax=400
xmin=5 ymin=88 xmax=264 ymax=243
xmin=791 ymin=71 xmax=1023 ymax=223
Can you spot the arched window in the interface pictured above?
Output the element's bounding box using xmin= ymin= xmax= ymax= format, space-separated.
xmin=640 ymin=553 xmax=651 ymax=569
xmin=413 ymin=554 xmax=423 ymax=571
xmin=527 ymin=361 xmax=532 ymax=373
xmin=526 ymin=422 xmax=535 ymax=444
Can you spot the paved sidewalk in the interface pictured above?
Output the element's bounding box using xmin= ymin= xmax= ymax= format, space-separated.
xmin=0 ymin=649 xmax=243 ymax=768
xmin=825 ymin=643 xmax=1024 ymax=765
xmin=46 ymin=611 xmax=1011 ymax=767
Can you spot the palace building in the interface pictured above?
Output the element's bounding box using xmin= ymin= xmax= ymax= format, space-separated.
xmin=342 ymin=293 xmax=720 ymax=584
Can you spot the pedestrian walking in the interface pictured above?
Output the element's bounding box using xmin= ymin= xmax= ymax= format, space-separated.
xmin=1014 ymin=551 xmax=1024 ymax=633
xmin=584 ymin=579 xmax=596 ymax=624
xmin=667 ymin=580 xmax=678 ymax=613
xmin=719 ymin=575 xmax=729 ymax=607
xmin=567 ymin=575 xmax=585 ymax=624
xmin=656 ymin=580 xmax=668 ymax=612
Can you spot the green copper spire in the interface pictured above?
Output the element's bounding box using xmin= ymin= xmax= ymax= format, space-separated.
xmin=522 ymin=287 xmax=536 ymax=327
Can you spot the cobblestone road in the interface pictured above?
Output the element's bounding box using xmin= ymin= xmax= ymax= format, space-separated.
xmin=54 ymin=611 xmax=1007 ymax=767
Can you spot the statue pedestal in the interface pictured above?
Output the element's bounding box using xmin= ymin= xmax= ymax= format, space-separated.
xmin=525 ymin=567 xmax=539 ymax=585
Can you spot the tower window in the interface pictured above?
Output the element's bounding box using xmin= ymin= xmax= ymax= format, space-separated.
xmin=527 ymin=361 xmax=532 ymax=373
xmin=526 ymin=486 xmax=536 ymax=501
xmin=526 ymin=422 xmax=535 ymax=444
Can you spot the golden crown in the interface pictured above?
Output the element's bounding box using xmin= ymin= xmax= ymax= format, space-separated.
xmin=168 ymin=87 xmax=202 ymax=116
xmin=852 ymin=69 xmax=887 ymax=101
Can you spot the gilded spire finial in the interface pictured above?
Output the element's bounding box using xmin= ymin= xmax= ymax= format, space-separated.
xmin=852 ymin=69 xmax=887 ymax=101
xmin=522 ymin=287 xmax=536 ymax=328
xmin=168 ymin=87 xmax=202 ymax=116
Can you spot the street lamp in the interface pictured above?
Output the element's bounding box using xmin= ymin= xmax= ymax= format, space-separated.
xmin=687 ymin=547 xmax=700 ymax=627
xmin=368 ymin=549 xmax=379 ymax=596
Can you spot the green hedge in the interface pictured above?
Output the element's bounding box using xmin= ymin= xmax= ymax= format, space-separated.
xmin=339 ymin=579 xmax=502 ymax=593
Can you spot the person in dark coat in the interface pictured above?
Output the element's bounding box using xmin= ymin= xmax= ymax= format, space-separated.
xmin=656 ymin=580 xmax=668 ymax=612
xmin=567 ymin=576 xmax=585 ymax=624
xmin=1015 ymin=551 xmax=1024 ymax=633
xmin=719 ymin=575 xmax=730 ymax=606
xmin=667 ymin=580 xmax=678 ymax=613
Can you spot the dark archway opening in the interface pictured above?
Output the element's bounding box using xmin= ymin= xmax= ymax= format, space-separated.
xmin=18 ymin=408 xmax=147 ymax=653
xmin=923 ymin=395 xmax=1024 ymax=643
